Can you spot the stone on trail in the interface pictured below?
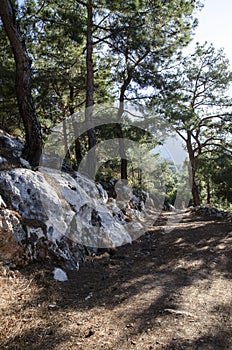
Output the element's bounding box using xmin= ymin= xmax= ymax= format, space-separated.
xmin=53 ymin=267 xmax=68 ymax=282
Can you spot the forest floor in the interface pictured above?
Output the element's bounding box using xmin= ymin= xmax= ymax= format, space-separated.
xmin=0 ymin=210 xmax=232 ymax=350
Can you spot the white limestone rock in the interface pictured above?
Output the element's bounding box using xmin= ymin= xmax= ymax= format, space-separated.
xmin=53 ymin=267 xmax=68 ymax=282
xmin=0 ymin=167 xmax=132 ymax=268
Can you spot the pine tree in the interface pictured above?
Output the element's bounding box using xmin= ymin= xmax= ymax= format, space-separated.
xmin=156 ymin=43 xmax=232 ymax=205
xmin=96 ymin=0 xmax=201 ymax=180
xmin=0 ymin=0 xmax=42 ymax=166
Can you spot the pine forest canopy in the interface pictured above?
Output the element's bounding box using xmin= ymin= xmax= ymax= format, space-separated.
xmin=0 ymin=0 xmax=231 ymax=208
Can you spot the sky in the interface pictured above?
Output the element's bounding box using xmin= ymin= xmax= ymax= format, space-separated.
xmin=191 ymin=0 xmax=232 ymax=67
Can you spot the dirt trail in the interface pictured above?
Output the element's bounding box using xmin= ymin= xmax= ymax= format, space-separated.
xmin=0 ymin=211 xmax=232 ymax=350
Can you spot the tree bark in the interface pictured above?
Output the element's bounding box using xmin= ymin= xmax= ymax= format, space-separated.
xmin=62 ymin=117 xmax=70 ymax=160
xmin=0 ymin=0 xmax=42 ymax=167
xmin=191 ymin=177 xmax=201 ymax=206
xmin=117 ymin=75 xmax=132 ymax=181
xmin=85 ymin=0 xmax=97 ymax=179
xmin=186 ymin=134 xmax=201 ymax=206
xmin=206 ymin=178 xmax=211 ymax=205
xmin=115 ymin=121 xmax=128 ymax=180
xmin=69 ymin=84 xmax=83 ymax=167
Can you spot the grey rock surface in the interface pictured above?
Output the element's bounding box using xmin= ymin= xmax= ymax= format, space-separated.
xmin=0 ymin=167 xmax=132 ymax=269
xmin=191 ymin=205 xmax=232 ymax=222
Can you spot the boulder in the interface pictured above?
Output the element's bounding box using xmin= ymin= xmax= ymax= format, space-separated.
xmin=0 ymin=133 xmax=30 ymax=170
xmin=0 ymin=167 xmax=132 ymax=269
xmin=0 ymin=209 xmax=26 ymax=262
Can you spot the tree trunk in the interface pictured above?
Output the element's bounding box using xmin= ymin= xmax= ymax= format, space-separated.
xmin=69 ymin=84 xmax=75 ymax=116
xmin=138 ymin=168 xmax=142 ymax=187
xmin=186 ymin=134 xmax=201 ymax=206
xmin=115 ymin=119 xmax=128 ymax=180
xmin=117 ymin=87 xmax=129 ymax=181
xmin=206 ymin=178 xmax=211 ymax=205
xmin=62 ymin=117 xmax=70 ymax=160
xmin=85 ymin=0 xmax=97 ymax=179
xmin=69 ymin=85 xmax=82 ymax=168
xmin=72 ymin=118 xmax=83 ymax=168
xmin=191 ymin=177 xmax=201 ymax=206
xmin=0 ymin=0 xmax=42 ymax=167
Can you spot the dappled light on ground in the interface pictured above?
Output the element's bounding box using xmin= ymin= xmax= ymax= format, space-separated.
xmin=0 ymin=211 xmax=232 ymax=349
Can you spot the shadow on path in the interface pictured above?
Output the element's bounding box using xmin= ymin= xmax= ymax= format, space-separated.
xmin=2 ymin=212 xmax=232 ymax=349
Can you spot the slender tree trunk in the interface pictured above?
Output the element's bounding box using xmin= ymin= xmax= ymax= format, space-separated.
xmin=69 ymin=84 xmax=75 ymax=116
xmin=206 ymin=178 xmax=211 ymax=205
xmin=116 ymin=52 xmax=148 ymax=181
xmin=72 ymin=119 xmax=83 ymax=168
xmin=0 ymin=0 xmax=42 ymax=167
xmin=85 ymin=0 xmax=97 ymax=179
xmin=62 ymin=117 xmax=70 ymax=160
xmin=186 ymin=134 xmax=201 ymax=206
xmin=116 ymin=119 xmax=128 ymax=179
xmin=138 ymin=168 xmax=142 ymax=187
xmin=69 ymin=84 xmax=82 ymax=167
xmin=117 ymin=78 xmax=131 ymax=180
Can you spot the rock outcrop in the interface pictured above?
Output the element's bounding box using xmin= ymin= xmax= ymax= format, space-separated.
xmin=0 ymin=167 xmax=132 ymax=269
xmin=0 ymin=132 xmax=153 ymax=270
xmin=191 ymin=205 xmax=232 ymax=222
xmin=0 ymin=209 xmax=26 ymax=262
xmin=0 ymin=130 xmax=30 ymax=170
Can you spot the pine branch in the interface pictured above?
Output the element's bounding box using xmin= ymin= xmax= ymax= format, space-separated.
xmin=199 ymin=113 xmax=232 ymax=127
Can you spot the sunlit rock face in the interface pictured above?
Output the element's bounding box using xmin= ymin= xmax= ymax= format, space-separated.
xmin=0 ymin=209 xmax=26 ymax=262
xmin=0 ymin=132 xmax=154 ymax=270
xmin=0 ymin=167 xmax=132 ymax=269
